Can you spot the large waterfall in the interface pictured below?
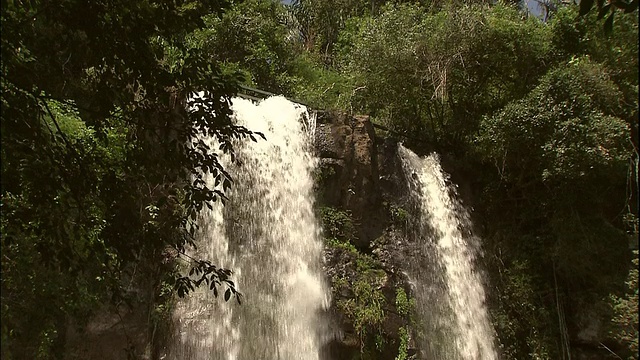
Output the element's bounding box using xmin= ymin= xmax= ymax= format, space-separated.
xmin=399 ymin=145 xmax=497 ymax=360
xmin=167 ymin=96 xmax=329 ymax=360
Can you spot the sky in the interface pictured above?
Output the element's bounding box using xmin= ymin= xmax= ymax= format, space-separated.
xmin=525 ymin=0 xmax=548 ymax=20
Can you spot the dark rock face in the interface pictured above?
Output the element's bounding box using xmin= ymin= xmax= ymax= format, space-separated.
xmin=314 ymin=111 xmax=388 ymax=251
xmin=314 ymin=111 xmax=416 ymax=360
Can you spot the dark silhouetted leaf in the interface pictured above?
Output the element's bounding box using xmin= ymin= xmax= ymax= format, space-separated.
xmin=623 ymin=0 xmax=638 ymax=12
xmin=604 ymin=11 xmax=615 ymax=34
xmin=598 ymin=3 xmax=612 ymax=19
xmin=579 ymin=0 xmax=596 ymax=16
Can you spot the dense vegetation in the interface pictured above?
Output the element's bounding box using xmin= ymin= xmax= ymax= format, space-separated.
xmin=1 ymin=1 xmax=249 ymax=358
xmin=2 ymin=0 xmax=637 ymax=359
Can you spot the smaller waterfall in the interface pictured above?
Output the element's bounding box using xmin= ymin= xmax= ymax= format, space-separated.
xmin=399 ymin=145 xmax=497 ymax=360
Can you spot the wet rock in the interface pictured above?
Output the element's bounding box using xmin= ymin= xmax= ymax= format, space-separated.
xmin=316 ymin=111 xmax=417 ymax=360
xmin=314 ymin=112 xmax=386 ymax=250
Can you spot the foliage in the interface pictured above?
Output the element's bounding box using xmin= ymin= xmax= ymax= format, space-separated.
xmin=339 ymin=278 xmax=386 ymax=341
xmin=289 ymin=52 xmax=356 ymax=110
xmin=338 ymin=276 xmax=387 ymax=354
xmin=388 ymin=204 xmax=410 ymax=227
xmin=491 ymin=259 xmax=557 ymax=359
xmin=550 ymin=7 xmax=638 ymax=121
xmin=320 ymin=205 xmax=388 ymax=356
xmin=327 ymin=237 xmax=358 ymax=253
xmin=340 ymin=3 xmax=552 ymax=152
xmin=609 ymin=250 xmax=639 ymax=359
xmin=395 ymin=326 xmax=410 ymax=360
xmin=578 ymin=0 xmax=638 ymax=34
xmin=476 ymin=55 xmax=634 ymax=358
xmin=394 ymin=288 xmax=414 ymax=317
xmin=320 ymin=206 xmax=357 ymax=241
xmin=314 ymin=162 xmax=337 ymax=185
xmin=1 ymin=0 xmax=257 ymax=357
xmin=328 ymin=233 xmax=388 ymax=356
xmin=189 ymin=0 xmax=298 ymax=94
xmin=288 ymin=0 xmax=378 ymax=61
xmin=478 ymin=57 xmax=630 ymax=182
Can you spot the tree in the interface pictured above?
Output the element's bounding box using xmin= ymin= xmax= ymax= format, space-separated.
xmin=340 ymin=3 xmax=552 ymax=152
xmin=609 ymin=251 xmax=639 ymax=359
xmin=578 ymin=0 xmax=638 ymax=34
xmin=289 ymin=0 xmax=377 ymax=61
xmin=189 ymin=0 xmax=299 ymax=94
xmin=1 ymin=0 xmax=255 ymax=357
xmin=476 ymin=57 xmax=634 ymax=358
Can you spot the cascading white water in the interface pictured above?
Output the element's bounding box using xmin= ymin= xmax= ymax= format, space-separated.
xmin=399 ymin=145 xmax=497 ymax=360
xmin=168 ymin=96 xmax=329 ymax=360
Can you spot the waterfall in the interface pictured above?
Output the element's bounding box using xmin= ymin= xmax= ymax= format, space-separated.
xmin=168 ymin=96 xmax=329 ymax=360
xmin=399 ymin=145 xmax=497 ymax=360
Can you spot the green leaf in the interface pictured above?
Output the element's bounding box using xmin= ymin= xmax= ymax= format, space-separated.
xmin=224 ymin=288 xmax=231 ymax=301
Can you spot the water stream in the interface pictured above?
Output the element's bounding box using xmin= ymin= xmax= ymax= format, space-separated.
xmin=168 ymin=96 xmax=329 ymax=360
xmin=399 ymin=145 xmax=497 ymax=360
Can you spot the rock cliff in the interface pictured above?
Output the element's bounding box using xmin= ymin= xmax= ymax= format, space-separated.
xmin=314 ymin=111 xmax=417 ymax=360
